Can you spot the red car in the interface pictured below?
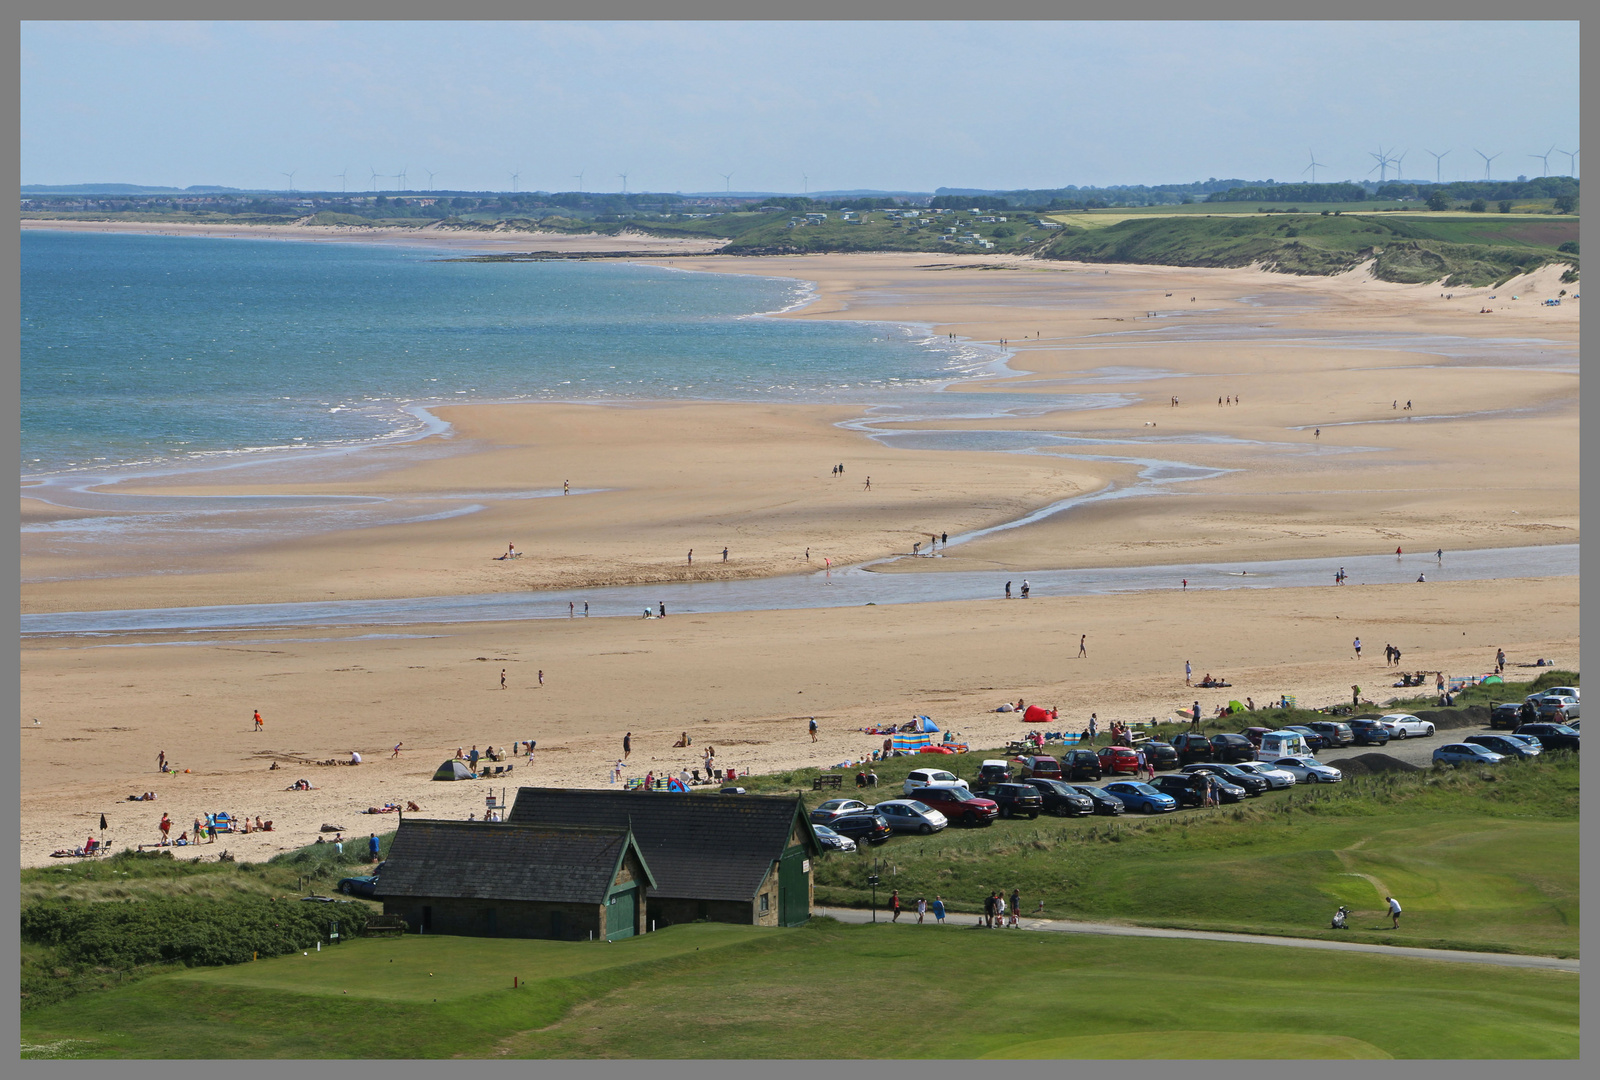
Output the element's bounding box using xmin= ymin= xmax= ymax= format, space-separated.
xmin=1096 ymin=746 xmax=1142 ymax=776
xmin=913 ymin=784 xmax=1000 ymax=826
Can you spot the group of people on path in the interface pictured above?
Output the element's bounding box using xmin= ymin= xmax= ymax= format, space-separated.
xmin=888 ymin=890 xmax=947 ymax=924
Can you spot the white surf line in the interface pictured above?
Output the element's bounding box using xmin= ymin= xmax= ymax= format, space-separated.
xmin=817 ymin=907 xmax=1578 ymax=973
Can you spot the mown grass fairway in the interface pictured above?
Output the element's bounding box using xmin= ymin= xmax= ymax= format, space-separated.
xmin=22 ymin=920 xmax=1574 ymax=1058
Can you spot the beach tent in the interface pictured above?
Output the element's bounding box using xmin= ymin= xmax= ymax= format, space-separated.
xmin=891 ymin=715 xmax=940 ymax=752
xmin=1228 ymin=700 xmax=1245 ymax=714
xmin=432 ymin=760 xmax=476 ymax=781
xmin=908 ymin=715 xmax=940 ymax=733
xmin=1022 ymin=705 xmax=1054 ymax=724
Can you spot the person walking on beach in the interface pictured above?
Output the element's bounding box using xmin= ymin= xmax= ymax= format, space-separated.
xmin=941 ymin=532 xmax=947 ymax=545
xmin=392 ymin=742 xmax=403 ymax=758
xmin=1314 ymin=428 xmax=1320 ymax=438
xmin=157 ymin=750 xmax=166 ymax=772
xmin=1386 ymin=895 xmax=1402 ymax=929
xmin=659 ymin=601 xmax=667 ymax=618
xmin=1192 ymin=701 xmax=1202 ymax=728
xmin=1436 ymin=548 xmax=1443 ymax=562
xmin=1182 ymin=578 xmax=1187 ymax=591
xmin=809 ymin=717 xmax=818 ymax=743
xmin=501 ymin=669 xmax=506 ymax=689
xmin=253 ymin=710 xmax=263 ymax=732
xmin=1496 ymin=647 xmax=1505 ymax=673
xmin=623 ymin=732 xmax=632 ymax=760
xmin=863 ymin=476 xmax=871 ymax=490
xmin=1078 ymin=635 xmax=1087 ymax=658
xmin=1185 ymin=660 xmax=1192 ymax=685
xmin=1353 ymin=637 xmax=1362 ymax=658
xmin=1020 ymin=579 xmax=1029 ymax=599
xmin=538 ymin=669 xmax=544 ymax=687
xmin=1005 ymin=580 xmax=1012 ymax=599
xmin=1352 ymin=685 xmax=1361 ymax=706
xmin=159 ymin=813 xmax=171 ymax=842
xmin=583 ymin=601 xmax=589 ymax=616
xmin=687 ymin=549 xmax=692 ymax=565
xmin=563 ymin=479 xmax=569 ymax=495
xmin=1088 ymin=713 xmax=1098 ymax=741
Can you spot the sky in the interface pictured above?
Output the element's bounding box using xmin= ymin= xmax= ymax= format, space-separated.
xmin=19 ymin=20 xmax=1581 ymax=193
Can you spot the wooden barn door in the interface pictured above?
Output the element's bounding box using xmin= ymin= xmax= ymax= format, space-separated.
xmin=778 ymin=847 xmax=809 ymax=927
xmin=606 ymin=886 xmax=638 ymax=940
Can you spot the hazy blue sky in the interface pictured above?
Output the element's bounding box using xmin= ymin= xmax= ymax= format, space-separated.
xmin=20 ymin=21 xmax=1580 ymax=192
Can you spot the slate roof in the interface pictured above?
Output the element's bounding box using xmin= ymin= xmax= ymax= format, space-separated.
xmin=507 ymin=788 xmax=817 ymax=903
xmin=373 ymin=819 xmax=653 ymax=904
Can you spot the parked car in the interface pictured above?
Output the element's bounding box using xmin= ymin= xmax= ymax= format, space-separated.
xmin=913 ymin=784 xmax=1000 ymax=826
xmin=1100 ymin=781 xmax=1178 ymax=814
xmin=977 ymin=759 xmax=1014 ymax=785
xmin=1267 ymin=756 xmax=1343 ymax=784
xmin=1346 ymin=719 xmax=1392 ymax=746
xmin=1530 ymin=694 xmax=1579 ymax=721
xmin=1207 ymin=733 xmax=1257 ymax=763
xmin=976 ymin=782 xmax=1044 ymax=819
xmin=1490 ymin=702 xmax=1531 ymax=730
xmin=1152 ymin=771 xmax=1248 ymax=805
xmin=1141 ymin=740 xmax=1180 ymax=771
xmin=1022 ymin=778 xmax=1095 ymax=816
xmin=1463 ymin=734 xmax=1540 ymax=760
xmin=337 ymin=873 xmax=379 ymax=898
xmin=1096 ymin=745 xmax=1143 ymax=776
xmin=1282 ymin=725 xmax=1331 ymax=751
xmin=1011 ymin=755 xmax=1063 ymax=782
xmin=1182 ymin=762 xmax=1269 ymax=796
xmin=1061 ymin=783 xmax=1126 ymax=815
xmin=1169 ymin=732 xmax=1215 ymax=765
xmin=829 ymin=811 xmax=893 ymax=844
xmin=809 ymin=798 xmax=870 ymax=824
xmin=1544 ymin=685 xmax=1580 ymax=701
xmin=1377 ymin=713 xmax=1435 ymax=740
xmin=903 ymin=768 xmax=966 ymax=795
xmin=872 ymin=799 xmax=949 ymax=835
xmin=1307 ymin=721 xmax=1354 ymax=747
xmin=811 ymin=823 xmax=856 ymax=852
xmin=1230 ymin=760 xmax=1297 ymax=789
xmin=1434 ymin=743 xmax=1505 ymax=767
xmin=1513 ymin=723 xmax=1580 ymax=753
xmin=1240 ymin=726 xmax=1275 ymax=748
xmin=1058 ymin=748 xmax=1103 ymax=781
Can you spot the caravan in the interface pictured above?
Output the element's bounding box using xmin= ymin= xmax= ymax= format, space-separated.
xmin=1256 ymin=730 xmax=1312 ymax=761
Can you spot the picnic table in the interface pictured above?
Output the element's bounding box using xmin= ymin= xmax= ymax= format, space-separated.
xmin=813 ymin=774 xmax=843 ymax=791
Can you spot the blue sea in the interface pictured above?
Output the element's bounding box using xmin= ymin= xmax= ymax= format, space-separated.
xmin=20 ymin=230 xmax=994 ymax=478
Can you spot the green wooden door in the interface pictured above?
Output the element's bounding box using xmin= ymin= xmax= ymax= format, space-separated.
xmin=778 ymin=847 xmax=809 ymax=927
xmin=606 ymin=886 xmax=637 ymax=940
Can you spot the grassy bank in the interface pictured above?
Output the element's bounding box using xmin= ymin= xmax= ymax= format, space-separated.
xmin=20 ymin=920 xmax=1577 ymax=1059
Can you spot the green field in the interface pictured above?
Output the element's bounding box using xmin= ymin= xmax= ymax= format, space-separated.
xmin=19 ymin=920 xmax=1577 ymax=1059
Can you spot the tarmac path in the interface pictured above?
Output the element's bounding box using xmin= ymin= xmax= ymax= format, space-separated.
xmin=818 ymin=906 xmax=1579 ymax=973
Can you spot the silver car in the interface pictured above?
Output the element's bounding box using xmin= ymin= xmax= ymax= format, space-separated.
xmin=872 ymin=799 xmax=949 ymax=835
xmin=1269 ymin=756 xmax=1343 ymax=784
xmin=1231 ymin=760 xmax=1297 ymax=789
xmin=1377 ymin=713 xmax=1435 ymax=739
xmin=1434 ymin=743 xmax=1505 ymax=766
xmin=1531 ymin=694 xmax=1579 ymax=720
xmin=1464 ymin=734 xmax=1541 ymax=760
xmin=811 ymin=823 xmax=857 ymax=853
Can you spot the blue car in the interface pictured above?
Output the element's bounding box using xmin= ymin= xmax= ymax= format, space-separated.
xmin=1100 ymin=781 xmax=1178 ymax=814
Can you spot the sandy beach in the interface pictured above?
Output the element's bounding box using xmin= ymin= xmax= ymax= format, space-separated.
xmin=19 ymin=221 xmax=1580 ymax=865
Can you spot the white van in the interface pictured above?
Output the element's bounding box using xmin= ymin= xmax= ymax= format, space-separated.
xmin=903 ymin=768 xmax=967 ymax=796
xmin=1257 ymin=730 xmax=1312 ymax=761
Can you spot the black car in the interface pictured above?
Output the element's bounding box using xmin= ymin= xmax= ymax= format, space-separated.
xmin=1513 ymin=723 xmax=1580 ymax=753
xmin=1307 ymin=721 xmax=1354 ymax=747
xmin=1151 ymin=772 xmax=1248 ymax=806
xmin=976 ymin=782 xmax=1044 ymax=819
xmin=1346 ymin=719 xmax=1392 ymax=746
xmin=1490 ymin=702 xmax=1533 ymax=730
xmin=1023 ymin=778 xmax=1095 ymax=817
xmin=830 ymin=812 xmax=893 ymax=844
xmin=1182 ymin=762 xmax=1269 ymax=796
xmin=1058 ymin=748 xmax=1104 ymax=781
xmin=1283 ymin=725 xmax=1330 ymax=751
xmin=1063 ymin=783 xmax=1125 ymax=815
xmin=1170 ymin=732 xmax=1215 ymax=765
xmin=1463 ymin=734 xmax=1541 ymax=760
xmin=1207 ymin=733 xmax=1257 ymax=763
xmin=1141 ymin=740 xmax=1180 ymax=771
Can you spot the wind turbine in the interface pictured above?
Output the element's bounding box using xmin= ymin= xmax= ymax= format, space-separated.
xmin=1303 ymin=150 xmax=1326 ymax=183
xmin=1424 ymin=148 xmax=1450 ymax=183
xmin=333 ymin=167 xmax=348 ymax=193
xmin=573 ymin=171 xmax=584 ymax=193
xmin=281 ymin=170 xmax=297 ymax=193
xmin=1560 ymin=148 xmax=1578 ymax=176
xmin=394 ymin=166 xmax=408 ymax=192
xmin=802 ymin=173 xmax=808 ymax=194
xmin=618 ymin=172 xmax=628 ymax=194
xmin=1529 ymin=145 xmax=1556 ymax=177
xmin=1474 ymin=149 xmax=1501 ymax=181
xmin=369 ymin=166 xmax=383 ymax=192
xmin=1368 ymin=147 xmax=1395 ymax=183
xmin=1390 ymin=149 xmax=1407 ymax=181
xmin=424 ymin=169 xmax=437 ymax=190
xmin=721 ymin=172 xmax=733 ymax=194
xmin=509 ymin=171 xmax=520 ymax=192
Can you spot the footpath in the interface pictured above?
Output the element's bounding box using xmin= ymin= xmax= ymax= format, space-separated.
xmin=818 ymin=906 xmax=1579 ymax=973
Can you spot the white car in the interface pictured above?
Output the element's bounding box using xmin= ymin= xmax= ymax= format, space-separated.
xmin=1231 ymin=760 xmax=1297 ymax=789
xmin=872 ymin=799 xmax=949 ymax=835
xmin=1268 ymin=756 xmax=1343 ymax=784
xmin=1545 ymin=686 xmax=1579 ymax=701
xmin=903 ymin=768 xmax=967 ymax=796
xmin=1530 ymin=694 xmax=1579 ymax=720
xmin=1377 ymin=713 xmax=1435 ymax=739
xmin=1434 ymin=743 xmax=1505 ymax=766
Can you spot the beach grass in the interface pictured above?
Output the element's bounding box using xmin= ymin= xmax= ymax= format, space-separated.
xmin=19 ymin=920 xmax=1577 ymax=1058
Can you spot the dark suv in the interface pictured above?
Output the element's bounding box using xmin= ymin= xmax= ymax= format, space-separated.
xmin=1346 ymin=719 xmax=1391 ymax=746
xmin=1141 ymin=740 xmax=1179 ymax=771
xmin=1152 ymin=771 xmax=1247 ymax=806
xmin=1207 ymin=733 xmax=1257 ymax=763
xmin=1283 ymin=725 xmax=1330 ymax=751
xmin=830 ymin=812 xmax=892 ymax=844
xmin=1170 ymin=732 xmax=1215 ymax=765
xmin=1182 ymin=762 xmax=1268 ymax=796
xmin=1307 ymin=721 xmax=1354 ymax=747
xmin=1022 ymin=778 xmax=1095 ymax=816
xmin=976 ymin=782 xmax=1044 ymax=819
xmin=1011 ymin=755 xmax=1062 ymax=782
xmin=1058 ymin=748 xmax=1103 ymax=781
xmin=1513 ymin=723 xmax=1580 ymax=753
xmin=913 ymin=785 xmax=999 ymax=826
xmin=1491 ymin=702 xmax=1534 ymax=730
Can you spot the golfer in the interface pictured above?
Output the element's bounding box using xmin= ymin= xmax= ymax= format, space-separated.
xmin=1386 ymin=895 xmax=1402 ymax=929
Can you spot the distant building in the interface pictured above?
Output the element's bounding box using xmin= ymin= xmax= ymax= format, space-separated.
xmin=508 ymin=788 xmax=821 ymax=928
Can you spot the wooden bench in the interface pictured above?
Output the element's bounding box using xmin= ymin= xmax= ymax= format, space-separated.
xmin=364 ymin=914 xmax=408 ymax=936
xmin=813 ymin=774 xmax=843 ymax=791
